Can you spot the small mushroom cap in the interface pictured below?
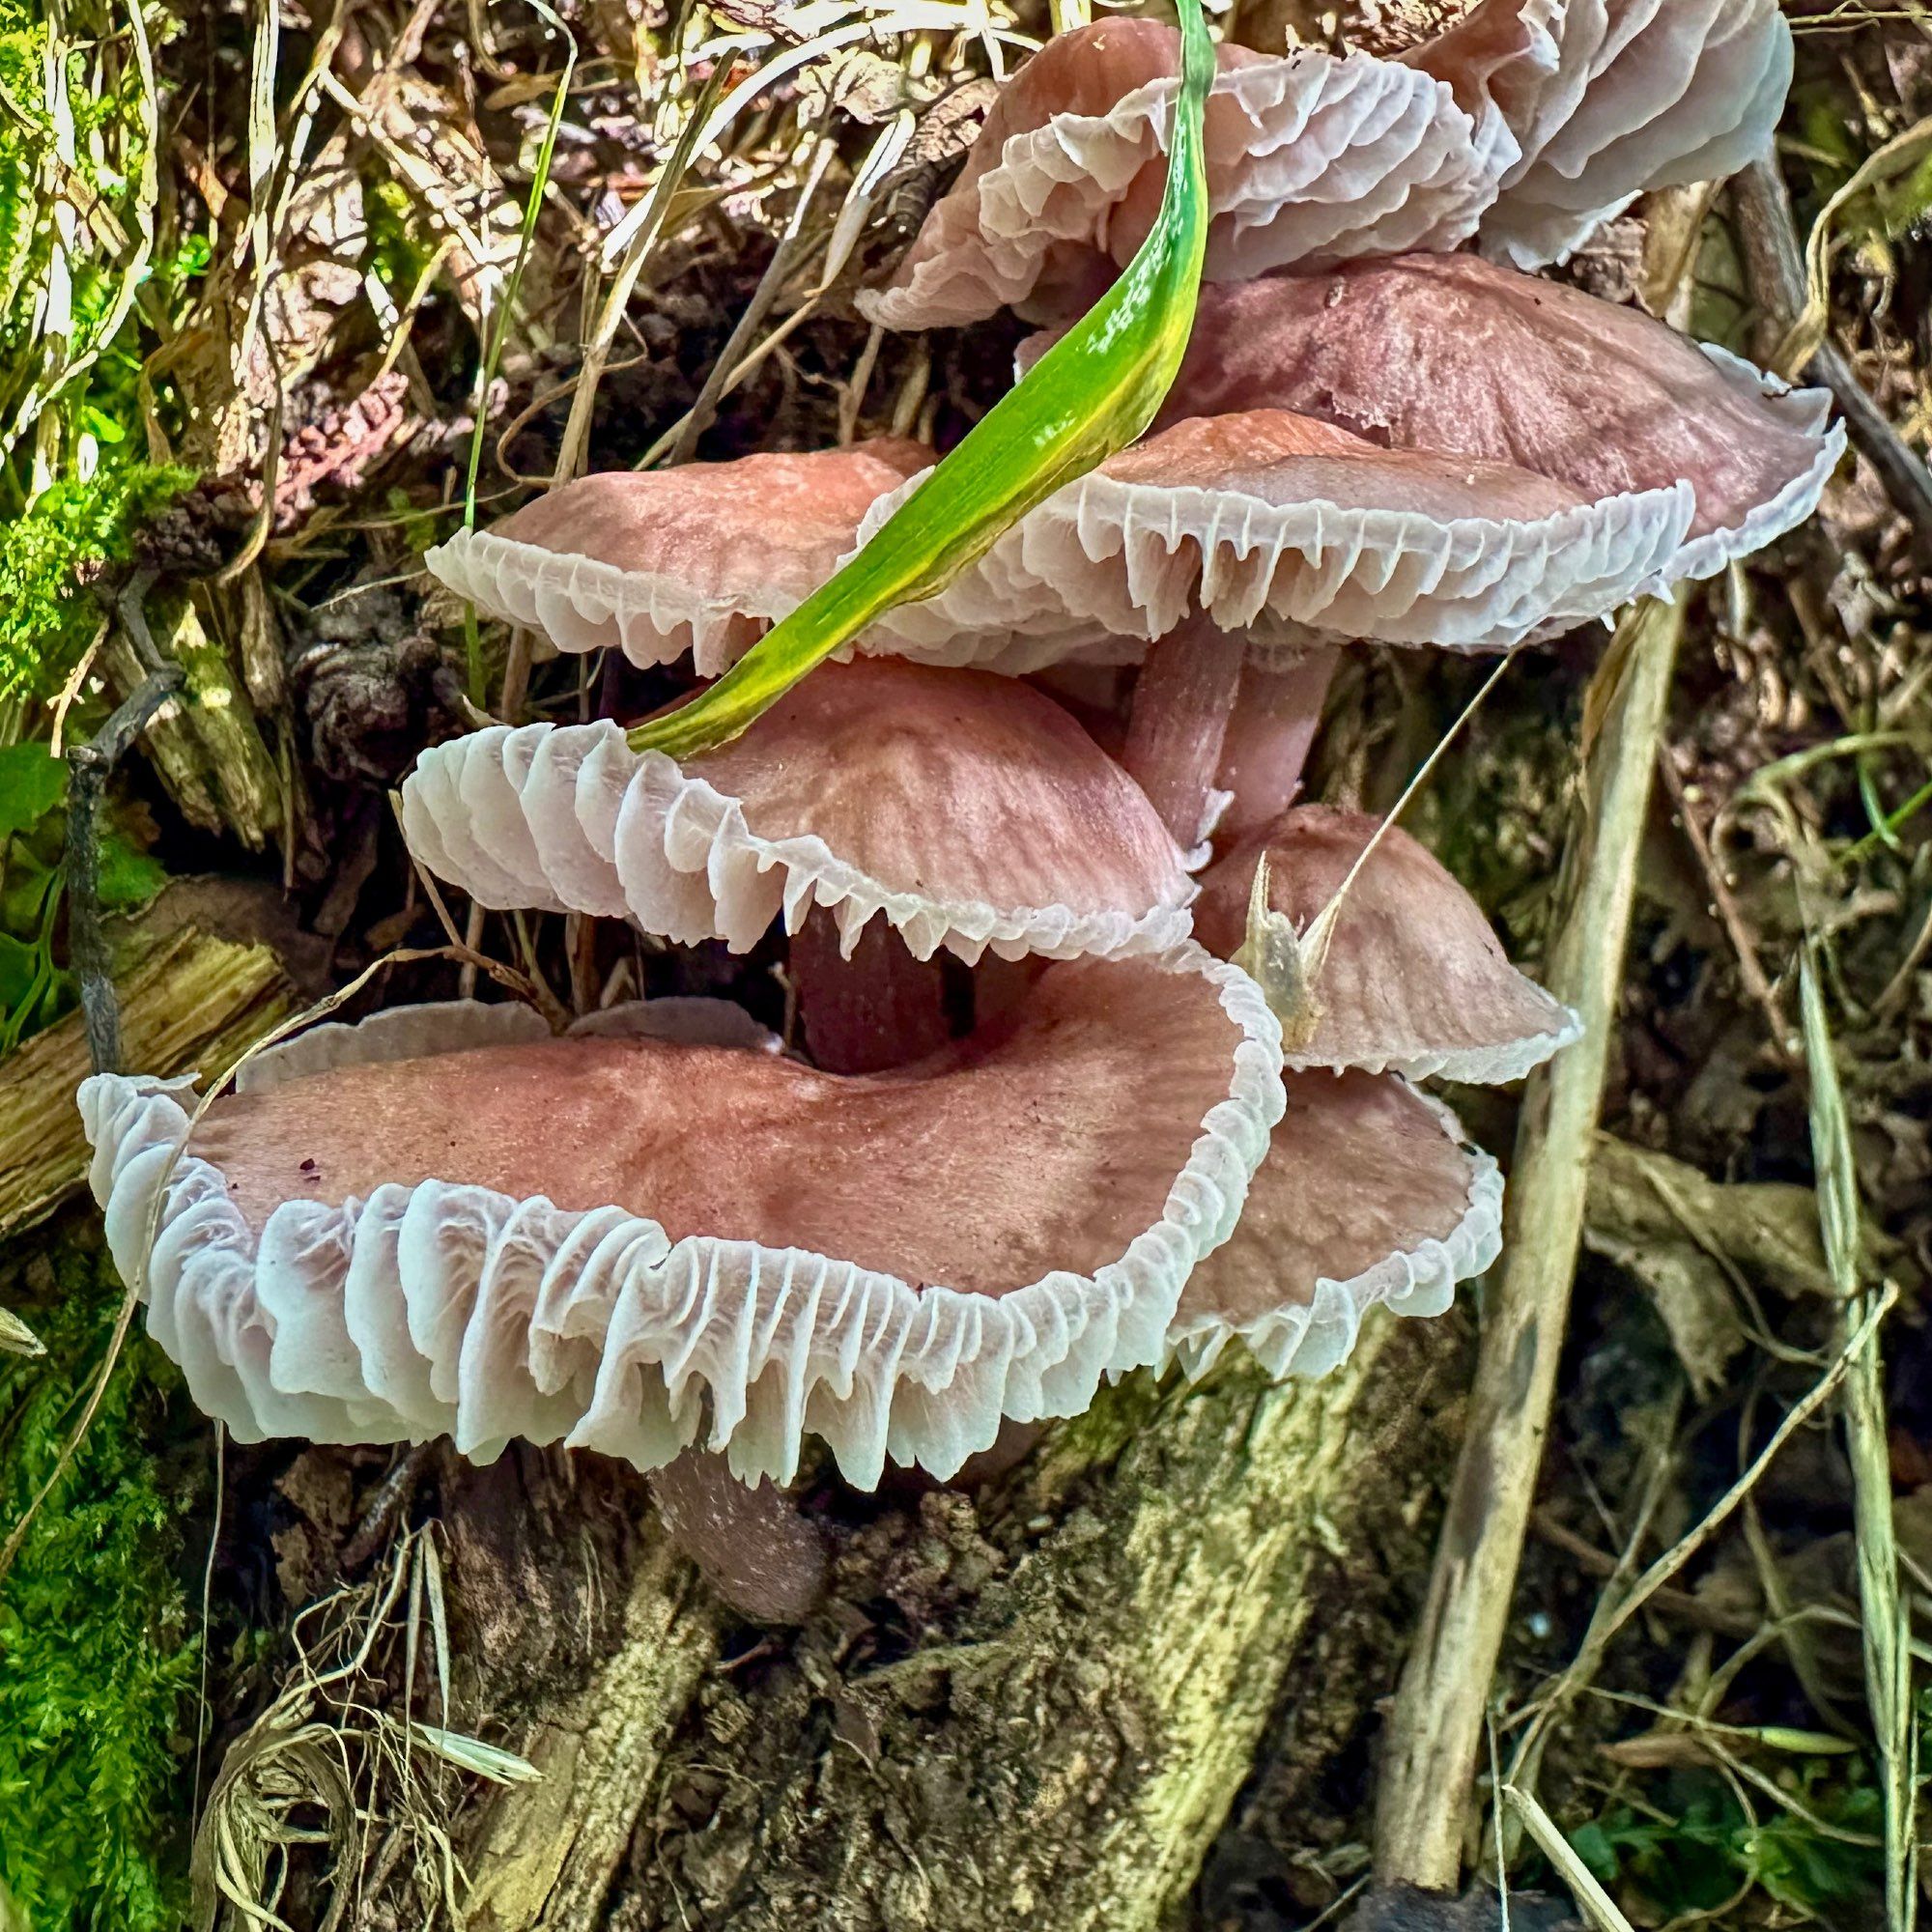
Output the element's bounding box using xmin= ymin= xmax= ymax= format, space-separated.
xmin=401 ymin=658 xmax=1196 ymax=963
xmin=423 ymin=440 xmax=932 ymax=675
xmin=80 ymin=952 xmax=1283 ymax=1487
xmin=901 ymin=407 xmax=1690 ymax=654
xmin=1169 ymin=1069 xmax=1501 ymax=1378
xmin=1147 ymin=256 xmax=1842 ymax=583
xmin=859 ymin=19 xmax=1493 ymax=330
xmin=1193 ymin=805 xmax=1579 ymax=1082
xmin=1408 ymin=0 xmax=1794 ymax=269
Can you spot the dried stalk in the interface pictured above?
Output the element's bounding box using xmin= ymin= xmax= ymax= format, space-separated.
xmin=1502 ymin=1783 xmax=1636 ymax=1932
xmin=1505 ymin=1290 xmax=1892 ymax=1811
xmin=1372 ymin=595 xmax=1686 ymax=1888
xmin=1801 ymin=952 xmax=1915 ymax=1928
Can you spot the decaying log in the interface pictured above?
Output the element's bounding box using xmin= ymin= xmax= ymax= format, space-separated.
xmin=0 ymin=895 xmax=298 ymax=1237
xmin=419 ymin=1306 xmax=1468 ymax=1932
xmin=102 ymin=594 xmax=285 ymax=851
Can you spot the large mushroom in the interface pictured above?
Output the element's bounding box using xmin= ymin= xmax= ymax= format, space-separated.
xmin=401 ymin=654 xmax=1195 ymax=969
xmin=1140 ymin=253 xmax=1843 ymax=586
xmin=857 ymin=18 xmax=1496 ymax=330
xmin=424 ymin=440 xmax=940 ymax=676
xmin=79 ymin=954 xmax=1283 ymax=1491
xmin=1405 ymin=0 xmax=1794 ymax=269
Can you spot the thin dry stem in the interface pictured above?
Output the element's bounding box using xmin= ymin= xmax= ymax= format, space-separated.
xmin=1374 ymin=597 xmax=1686 ymax=1889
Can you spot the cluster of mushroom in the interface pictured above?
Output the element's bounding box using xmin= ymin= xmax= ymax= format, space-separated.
xmin=80 ymin=0 xmax=1838 ymax=1504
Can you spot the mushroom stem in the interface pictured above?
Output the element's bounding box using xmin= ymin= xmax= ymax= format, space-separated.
xmin=790 ymin=907 xmax=952 ymax=1074
xmin=647 ymin=1449 xmax=829 ymax=1625
xmin=1122 ymin=615 xmax=1247 ymax=856
xmin=1210 ymin=646 xmax=1339 ymax=850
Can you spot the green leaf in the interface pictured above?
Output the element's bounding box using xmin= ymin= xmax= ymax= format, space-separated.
xmin=0 ymin=741 xmax=64 ymax=843
xmin=0 ymin=928 xmax=39 ymax=1008
xmin=0 ymin=845 xmax=53 ymax=931
xmin=1568 ymin=1821 xmax=1619 ymax=1886
xmin=628 ymin=0 xmax=1218 ymax=759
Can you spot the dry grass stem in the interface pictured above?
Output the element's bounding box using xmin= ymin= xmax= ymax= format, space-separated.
xmin=1375 ymin=597 xmax=1687 ymax=1889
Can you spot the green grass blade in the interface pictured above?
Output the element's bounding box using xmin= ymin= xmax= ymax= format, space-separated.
xmin=628 ymin=0 xmax=1217 ymax=759
xmin=1800 ymin=949 xmax=1916 ymax=1930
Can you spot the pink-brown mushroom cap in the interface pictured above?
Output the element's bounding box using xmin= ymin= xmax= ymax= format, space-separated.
xmin=401 ymin=658 xmax=1196 ymax=963
xmin=897 ymin=407 xmax=1690 ymax=654
xmin=80 ymin=952 xmax=1283 ymax=1487
xmin=1193 ymin=805 xmax=1578 ymax=1082
xmin=858 ymin=19 xmax=1494 ymax=330
xmin=1146 ymin=257 xmax=1842 ymax=583
xmin=424 ymin=441 xmax=932 ymax=675
xmin=1169 ymin=1068 xmax=1501 ymax=1378
xmin=1406 ymin=0 xmax=1793 ymax=269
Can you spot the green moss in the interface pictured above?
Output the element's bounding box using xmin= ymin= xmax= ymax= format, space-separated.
xmin=0 ymin=0 xmax=204 ymax=703
xmin=0 ymin=464 xmax=194 ymax=702
xmin=0 ymin=1231 xmax=203 ymax=1930
xmin=366 ymin=177 xmax=439 ymax=296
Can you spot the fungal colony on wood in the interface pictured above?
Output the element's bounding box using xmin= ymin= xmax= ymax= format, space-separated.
xmin=82 ymin=0 xmax=1837 ymax=1613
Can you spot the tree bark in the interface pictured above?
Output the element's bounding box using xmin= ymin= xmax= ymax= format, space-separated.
xmin=422 ymin=1306 xmax=1470 ymax=1932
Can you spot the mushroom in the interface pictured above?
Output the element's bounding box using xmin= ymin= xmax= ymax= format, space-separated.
xmin=1138 ymin=255 xmax=1842 ymax=585
xmin=400 ymin=654 xmax=1196 ymax=967
xmin=424 ymin=440 xmax=935 ymax=676
xmin=851 ymin=405 xmax=1688 ymax=850
xmin=1192 ymin=805 xmax=1579 ymax=1083
xmin=1164 ymin=806 xmax=1548 ymax=1379
xmin=647 ymin=1449 xmax=830 ymax=1624
xmin=1405 ymin=0 xmax=1793 ymax=269
xmin=857 ymin=18 xmax=1496 ymax=331
xmin=1167 ymin=1068 xmax=1501 ymax=1378
xmin=877 ymin=407 xmax=1690 ymax=659
xmin=1206 ymin=651 xmax=1341 ymax=850
xmin=78 ymin=952 xmax=1283 ymax=1491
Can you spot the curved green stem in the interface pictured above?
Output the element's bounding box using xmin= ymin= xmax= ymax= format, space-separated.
xmin=629 ymin=0 xmax=1217 ymax=759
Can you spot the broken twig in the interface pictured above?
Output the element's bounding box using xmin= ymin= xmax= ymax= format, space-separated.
xmin=64 ymin=571 xmax=184 ymax=1073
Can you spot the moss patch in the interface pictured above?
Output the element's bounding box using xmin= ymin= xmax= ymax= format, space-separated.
xmin=0 ymin=1226 xmax=203 ymax=1930
xmin=0 ymin=465 xmax=196 ymax=703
